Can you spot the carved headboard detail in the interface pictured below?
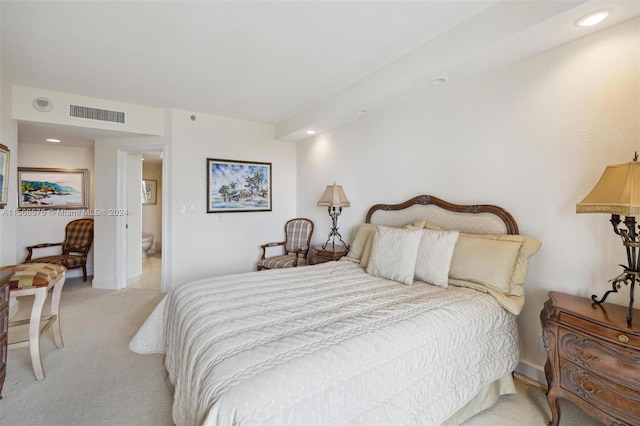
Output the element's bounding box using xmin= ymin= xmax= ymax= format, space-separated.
xmin=365 ymin=195 xmax=519 ymax=235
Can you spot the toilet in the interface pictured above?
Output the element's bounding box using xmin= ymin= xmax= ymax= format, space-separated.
xmin=142 ymin=233 xmax=154 ymax=257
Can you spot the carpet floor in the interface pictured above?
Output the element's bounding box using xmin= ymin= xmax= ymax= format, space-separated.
xmin=2 ymin=277 xmax=602 ymax=425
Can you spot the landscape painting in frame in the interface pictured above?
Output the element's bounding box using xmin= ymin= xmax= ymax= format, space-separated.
xmin=18 ymin=167 xmax=89 ymax=209
xmin=207 ymin=158 xmax=272 ymax=213
xmin=0 ymin=144 xmax=9 ymax=209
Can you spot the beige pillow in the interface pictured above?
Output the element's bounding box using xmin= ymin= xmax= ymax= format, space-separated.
xmin=366 ymin=226 xmax=423 ymax=285
xmin=448 ymin=233 xmax=541 ymax=315
xmin=423 ymin=221 xmax=444 ymax=231
xmin=414 ymin=229 xmax=459 ymax=287
xmin=449 ymin=234 xmax=523 ymax=294
xmin=345 ymin=224 xmax=377 ymax=262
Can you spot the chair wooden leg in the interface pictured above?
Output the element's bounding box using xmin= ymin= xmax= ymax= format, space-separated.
xmin=82 ymin=265 xmax=87 ymax=282
xmin=51 ymin=274 xmax=66 ymax=349
xmin=29 ymin=287 xmax=48 ymax=381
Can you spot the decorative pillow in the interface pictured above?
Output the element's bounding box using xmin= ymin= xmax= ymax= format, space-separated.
xmin=414 ymin=229 xmax=459 ymax=287
xmin=448 ymin=234 xmax=522 ymax=293
xmin=366 ymin=226 xmax=423 ymax=285
xmin=409 ymin=220 xmax=427 ymax=229
xmin=360 ymin=220 xmax=420 ymax=269
xmin=360 ymin=232 xmax=375 ymax=268
xmin=448 ymin=233 xmax=541 ymax=315
xmin=423 ymin=221 xmax=444 ymax=231
xmin=345 ymin=223 xmax=377 ymax=263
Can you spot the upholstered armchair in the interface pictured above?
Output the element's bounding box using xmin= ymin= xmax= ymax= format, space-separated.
xmin=24 ymin=218 xmax=94 ymax=281
xmin=257 ymin=218 xmax=314 ymax=270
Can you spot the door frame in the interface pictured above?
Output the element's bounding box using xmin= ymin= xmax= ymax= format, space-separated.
xmin=115 ymin=144 xmax=170 ymax=292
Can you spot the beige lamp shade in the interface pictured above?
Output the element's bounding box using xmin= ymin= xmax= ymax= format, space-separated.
xmin=317 ymin=185 xmax=351 ymax=207
xmin=576 ymin=160 xmax=640 ymax=216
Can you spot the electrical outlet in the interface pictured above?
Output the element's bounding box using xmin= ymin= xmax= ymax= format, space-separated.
xmin=538 ymin=334 xmax=546 ymax=352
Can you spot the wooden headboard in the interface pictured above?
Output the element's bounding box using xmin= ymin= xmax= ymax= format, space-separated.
xmin=365 ymin=195 xmax=519 ymax=235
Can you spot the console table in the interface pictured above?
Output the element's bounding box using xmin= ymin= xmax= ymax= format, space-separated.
xmin=540 ymin=291 xmax=640 ymax=425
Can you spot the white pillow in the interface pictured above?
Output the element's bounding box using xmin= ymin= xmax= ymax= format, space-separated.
xmin=414 ymin=229 xmax=459 ymax=287
xmin=366 ymin=226 xmax=422 ymax=285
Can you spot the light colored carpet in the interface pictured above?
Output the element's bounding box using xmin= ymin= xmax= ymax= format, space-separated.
xmin=2 ymin=277 xmax=602 ymax=425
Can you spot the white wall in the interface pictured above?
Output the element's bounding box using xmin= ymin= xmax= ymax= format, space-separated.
xmin=0 ymin=75 xmax=19 ymax=266
xmin=93 ymin=134 xmax=169 ymax=289
xmin=92 ymin=109 xmax=297 ymax=289
xmin=296 ymin=18 xmax=640 ymax=384
xmin=15 ymin=143 xmax=95 ymax=278
xmin=142 ymin=162 xmax=163 ymax=252
xmin=12 ymin=85 xmax=165 ymax=136
xmin=170 ymin=110 xmax=297 ymax=285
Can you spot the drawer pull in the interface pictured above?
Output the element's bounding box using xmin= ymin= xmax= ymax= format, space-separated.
xmin=580 ymin=378 xmax=601 ymax=395
xmin=576 ymin=350 xmax=599 ymax=363
xmin=618 ymin=334 xmax=630 ymax=343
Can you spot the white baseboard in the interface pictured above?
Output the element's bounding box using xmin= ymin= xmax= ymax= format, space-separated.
xmin=64 ymin=266 xmax=94 ymax=279
xmin=516 ymin=359 xmax=546 ymax=389
xmin=92 ymin=278 xmax=117 ymax=290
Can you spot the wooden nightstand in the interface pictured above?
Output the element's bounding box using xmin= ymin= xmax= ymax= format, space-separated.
xmin=540 ymin=291 xmax=640 ymax=426
xmin=308 ymin=244 xmax=348 ymax=265
xmin=0 ymin=268 xmax=11 ymax=399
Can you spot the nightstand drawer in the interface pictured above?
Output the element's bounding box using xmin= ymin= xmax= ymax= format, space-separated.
xmin=560 ymin=361 xmax=640 ymax=425
xmin=0 ymin=306 xmax=6 ymax=338
xmin=559 ymin=327 xmax=640 ymax=390
xmin=560 ymin=312 xmax=640 ymax=348
xmin=0 ymin=282 xmax=7 ymax=309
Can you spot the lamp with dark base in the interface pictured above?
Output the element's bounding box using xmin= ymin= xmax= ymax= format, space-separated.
xmin=591 ymin=214 xmax=639 ymax=325
xmin=577 ymin=152 xmax=640 ymax=325
xmin=317 ymin=184 xmax=350 ymax=252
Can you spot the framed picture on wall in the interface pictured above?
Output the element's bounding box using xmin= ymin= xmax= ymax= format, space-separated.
xmin=18 ymin=167 xmax=89 ymax=209
xmin=207 ymin=158 xmax=272 ymax=213
xmin=142 ymin=179 xmax=157 ymax=205
xmin=0 ymin=144 xmax=9 ymax=209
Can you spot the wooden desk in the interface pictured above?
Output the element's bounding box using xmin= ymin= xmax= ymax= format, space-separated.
xmin=0 ymin=269 xmax=11 ymax=399
xmin=540 ymin=291 xmax=640 ymax=425
xmin=308 ymin=244 xmax=348 ymax=265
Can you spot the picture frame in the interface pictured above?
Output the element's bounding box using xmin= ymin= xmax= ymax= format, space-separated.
xmin=142 ymin=179 xmax=157 ymax=205
xmin=0 ymin=144 xmax=9 ymax=209
xmin=18 ymin=167 xmax=89 ymax=209
xmin=207 ymin=158 xmax=272 ymax=213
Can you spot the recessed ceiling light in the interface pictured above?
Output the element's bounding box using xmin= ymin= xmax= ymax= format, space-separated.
xmin=430 ymin=77 xmax=448 ymax=86
xmin=306 ymin=130 xmax=316 ymax=135
xmin=33 ymin=97 xmax=53 ymax=112
xmin=576 ymin=9 xmax=611 ymax=27
xmin=356 ymin=109 xmax=368 ymax=114
xmin=46 ymin=138 xmax=61 ymax=143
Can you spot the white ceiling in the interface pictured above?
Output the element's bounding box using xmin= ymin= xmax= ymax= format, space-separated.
xmin=2 ymin=1 xmax=639 ymax=145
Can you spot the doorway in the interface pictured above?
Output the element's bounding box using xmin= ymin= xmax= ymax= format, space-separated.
xmin=115 ymin=145 xmax=169 ymax=293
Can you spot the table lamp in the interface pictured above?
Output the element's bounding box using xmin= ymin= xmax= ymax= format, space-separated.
xmin=317 ymin=184 xmax=350 ymax=251
xmin=576 ymin=152 xmax=640 ymax=324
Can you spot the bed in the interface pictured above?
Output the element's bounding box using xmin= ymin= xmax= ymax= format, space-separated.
xmin=130 ymin=195 xmax=541 ymax=426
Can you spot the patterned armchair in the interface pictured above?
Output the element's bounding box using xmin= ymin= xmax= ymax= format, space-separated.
xmin=257 ymin=218 xmax=314 ymax=271
xmin=24 ymin=218 xmax=94 ymax=281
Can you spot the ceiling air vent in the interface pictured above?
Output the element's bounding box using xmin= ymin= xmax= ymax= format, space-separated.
xmin=68 ymin=104 xmax=126 ymax=124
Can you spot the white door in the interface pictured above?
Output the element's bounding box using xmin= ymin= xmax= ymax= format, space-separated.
xmin=126 ymin=153 xmax=142 ymax=283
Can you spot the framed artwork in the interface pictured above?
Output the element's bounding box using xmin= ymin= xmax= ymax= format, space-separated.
xmin=207 ymin=158 xmax=272 ymax=213
xmin=0 ymin=144 xmax=9 ymax=209
xmin=142 ymin=179 xmax=157 ymax=205
xmin=18 ymin=167 xmax=89 ymax=209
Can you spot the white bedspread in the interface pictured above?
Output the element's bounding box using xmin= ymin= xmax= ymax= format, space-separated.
xmin=130 ymin=260 xmax=519 ymax=426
